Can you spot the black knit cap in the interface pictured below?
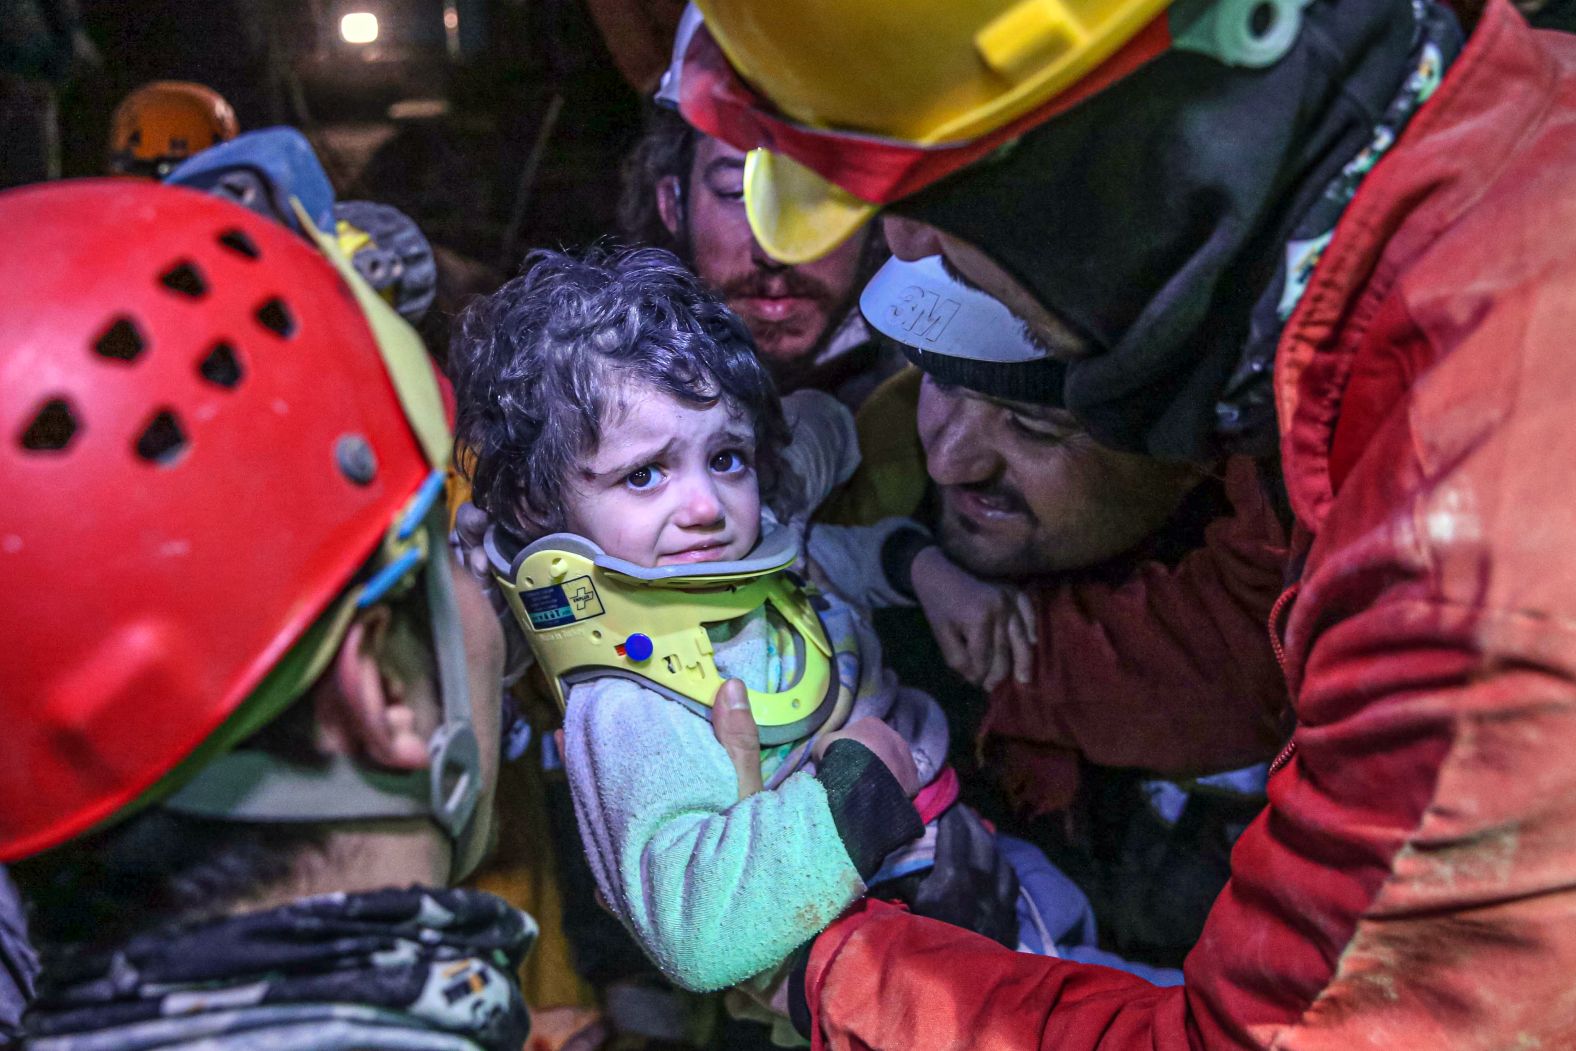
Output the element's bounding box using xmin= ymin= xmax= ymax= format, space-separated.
xmin=890 ymin=0 xmax=1425 ymax=460
xmin=896 ymin=339 xmax=1066 ymax=406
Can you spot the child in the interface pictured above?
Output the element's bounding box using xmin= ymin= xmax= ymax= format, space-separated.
xmin=451 ymin=248 xmax=1176 ymax=1020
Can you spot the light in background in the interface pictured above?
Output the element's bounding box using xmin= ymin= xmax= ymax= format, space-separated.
xmin=340 ymin=11 xmax=380 ymax=45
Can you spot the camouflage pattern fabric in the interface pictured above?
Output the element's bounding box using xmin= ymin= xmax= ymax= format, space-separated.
xmin=24 ymin=887 xmax=536 ymax=1051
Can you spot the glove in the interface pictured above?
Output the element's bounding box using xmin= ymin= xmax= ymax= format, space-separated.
xmin=871 ymin=805 xmax=1021 ymax=948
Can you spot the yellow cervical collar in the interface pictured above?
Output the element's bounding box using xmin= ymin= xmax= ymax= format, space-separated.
xmin=487 ymin=526 xmax=846 ymax=746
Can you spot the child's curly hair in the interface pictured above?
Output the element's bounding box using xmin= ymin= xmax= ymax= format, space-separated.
xmin=450 ymin=245 xmax=793 ymax=534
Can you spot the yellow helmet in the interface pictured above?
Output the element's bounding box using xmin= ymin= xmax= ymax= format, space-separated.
xmin=108 ymin=81 xmax=240 ymax=178
xmin=487 ymin=527 xmax=851 ymax=747
xmin=675 ymin=0 xmax=1313 ymax=262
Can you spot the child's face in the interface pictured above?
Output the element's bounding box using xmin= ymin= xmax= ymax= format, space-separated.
xmin=561 ymin=384 xmax=762 ymax=568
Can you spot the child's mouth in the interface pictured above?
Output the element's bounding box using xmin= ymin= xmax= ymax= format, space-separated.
xmin=659 ymin=541 xmax=731 ymax=565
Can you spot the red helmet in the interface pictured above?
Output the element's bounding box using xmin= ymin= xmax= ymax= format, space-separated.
xmin=0 ymin=180 xmax=446 ymax=860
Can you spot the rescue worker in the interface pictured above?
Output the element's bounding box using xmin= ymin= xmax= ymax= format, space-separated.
xmin=107 ymin=80 xmax=238 ymax=178
xmin=0 ymin=177 xmax=531 ymax=1050
xmin=837 ymin=257 xmax=1290 ymax=963
xmin=620 ymin=107 xmax=902 ymax=408
xmin=672 ymin=0 xmax=1576 ymax=1045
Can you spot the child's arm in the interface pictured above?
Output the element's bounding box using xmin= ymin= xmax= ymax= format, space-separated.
xmin=806 ymin=516 xmax=927 ymax=609
xmin=562 ymin=678 xmax=921 ymax=993
xmin=779 ymin=390 xmax=861 ymax=516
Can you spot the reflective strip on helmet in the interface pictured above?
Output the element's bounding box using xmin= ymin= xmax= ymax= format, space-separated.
xmin=293 ymin=200 xmax=453 ymax=472
xmin=679 ymin=16 xmax=1172 ymax=207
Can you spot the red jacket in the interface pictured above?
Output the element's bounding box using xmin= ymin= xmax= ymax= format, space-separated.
xmin=802 ymin=5 xmax=1576 ymax=1047
xmin=984 ymin=454 xmax=1291 ymax=815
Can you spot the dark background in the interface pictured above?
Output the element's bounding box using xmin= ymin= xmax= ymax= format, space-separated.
xmin=51 ymin=0 xmax=644 ymax=267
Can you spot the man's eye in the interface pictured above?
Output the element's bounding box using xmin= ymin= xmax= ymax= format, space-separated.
xmin=626 ymin=465 xmax=664 ymax=490
xmin=1007 ymin=415 xmax=1068 ymax=444
xmin=710 ymin=450 xmax=748 ymax=473
xmin=705 ymin=177 xmax=745 ymax=202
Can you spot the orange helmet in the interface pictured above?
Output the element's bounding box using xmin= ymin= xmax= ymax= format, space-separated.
xmin=108 ymin=81 xmax=241 ymax=178
xmin=0 ymin=178 xmax=474 ymax=864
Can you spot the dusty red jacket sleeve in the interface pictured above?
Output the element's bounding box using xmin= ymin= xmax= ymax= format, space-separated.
xmin=804 ymin=900 xmax=1192 ymax=1051
xmin=984 ymin=456 xmax=1291 ymax=812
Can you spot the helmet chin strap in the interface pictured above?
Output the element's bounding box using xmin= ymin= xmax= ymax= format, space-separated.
xmin=165 ymin=483 xmax=488 ymax=884
xmin=420 ymin=504 xmax=486 ymax=880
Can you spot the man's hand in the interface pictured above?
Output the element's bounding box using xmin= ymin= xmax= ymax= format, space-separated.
xmin=812 ymin=719 xmax=920 ymax=798
xmin=710 ymin=679 xmax=765 ymax=800
xmin=451 ymin=501 xmax=496 ymax=581
xmin=710 ymin=684 xmax=921 ymax=799
xmin=911 ymin=545 xmax=1037 ymax=691
xmin=450 ymin=501 xmax=532 ymax=684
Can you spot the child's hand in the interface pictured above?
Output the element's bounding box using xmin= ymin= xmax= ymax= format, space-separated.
xmin=812 ymin=718 xmax=920 ymax=797
xmin=911 ymin=546 xmax=1038 ymax=692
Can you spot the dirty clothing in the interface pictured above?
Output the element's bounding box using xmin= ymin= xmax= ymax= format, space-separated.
xmin=792 ymin=4 xmax=1576 ymax=1048
xmin=983 ymin=455 xmax=1290 ymax=816
xmin=21 ymin=888 xmax=535 ymax=1051
xmin=562 ymin=391 xmax=943 ymax=994
xmin=0 ymin=867 xmax=36 ymax=1042
xmin=822 ymin=367 xmax=1289 ymax=960
xmin=562 ymin=392 xmax=1147 ymax=1000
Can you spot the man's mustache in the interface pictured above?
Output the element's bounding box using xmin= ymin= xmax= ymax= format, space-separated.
xmin=953 ymin=479 xmax=1031 ymax=516
xmin=720 ymin=266 xmax=834 ymax=304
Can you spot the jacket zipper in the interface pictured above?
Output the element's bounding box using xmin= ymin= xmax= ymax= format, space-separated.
xmin=1267 ymin=583 xmax=1301 ymax=776
xmin=1269 ymin=738 xmax=1297 ymax=776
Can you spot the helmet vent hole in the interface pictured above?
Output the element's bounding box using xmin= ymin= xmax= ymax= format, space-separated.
xmin=20 ymin=398 xmax=78 ymax=453
xmin=159 ymin=260 xmax=208 ymax=299
xmin=134 ymin=410 xmax=188 ymax=466
xmin=1249 ymin=2 xmax=1277 ymax=39
xmin=198 ymin=341 xmax=244 ymax=388
xmin=217 ymin=228 xmax=261 ymax=260
xmin=255 ymin=297 xmax=296 ymax=338
xmin=93 ymin=317 xmax=146 ymax=364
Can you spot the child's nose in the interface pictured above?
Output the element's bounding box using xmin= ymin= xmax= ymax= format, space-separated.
xmin=674 ymin=476 xmax=723 ymax=527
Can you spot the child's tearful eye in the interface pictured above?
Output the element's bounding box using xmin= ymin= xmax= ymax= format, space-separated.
xmin=711 ymin=450 xmax=748 ymax=474
xmin=626 ymin=464 xmax=664 ymax=490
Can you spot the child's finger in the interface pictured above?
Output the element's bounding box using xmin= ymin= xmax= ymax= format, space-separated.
xmin=710 ymin=679 xmax=765 ymax=799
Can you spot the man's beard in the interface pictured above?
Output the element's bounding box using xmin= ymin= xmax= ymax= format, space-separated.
xmin=717 ymin=267 xmax=839 ymax=354
xmin=674 ymin=226 xmax=868 ymax=389
xmin=723 ymin=265 xmax=866 ymax=393
xmin=936 ymin=481 xmax=1045 ymax=580
xmin=716 ymin=265 xmax=837 ymax=311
